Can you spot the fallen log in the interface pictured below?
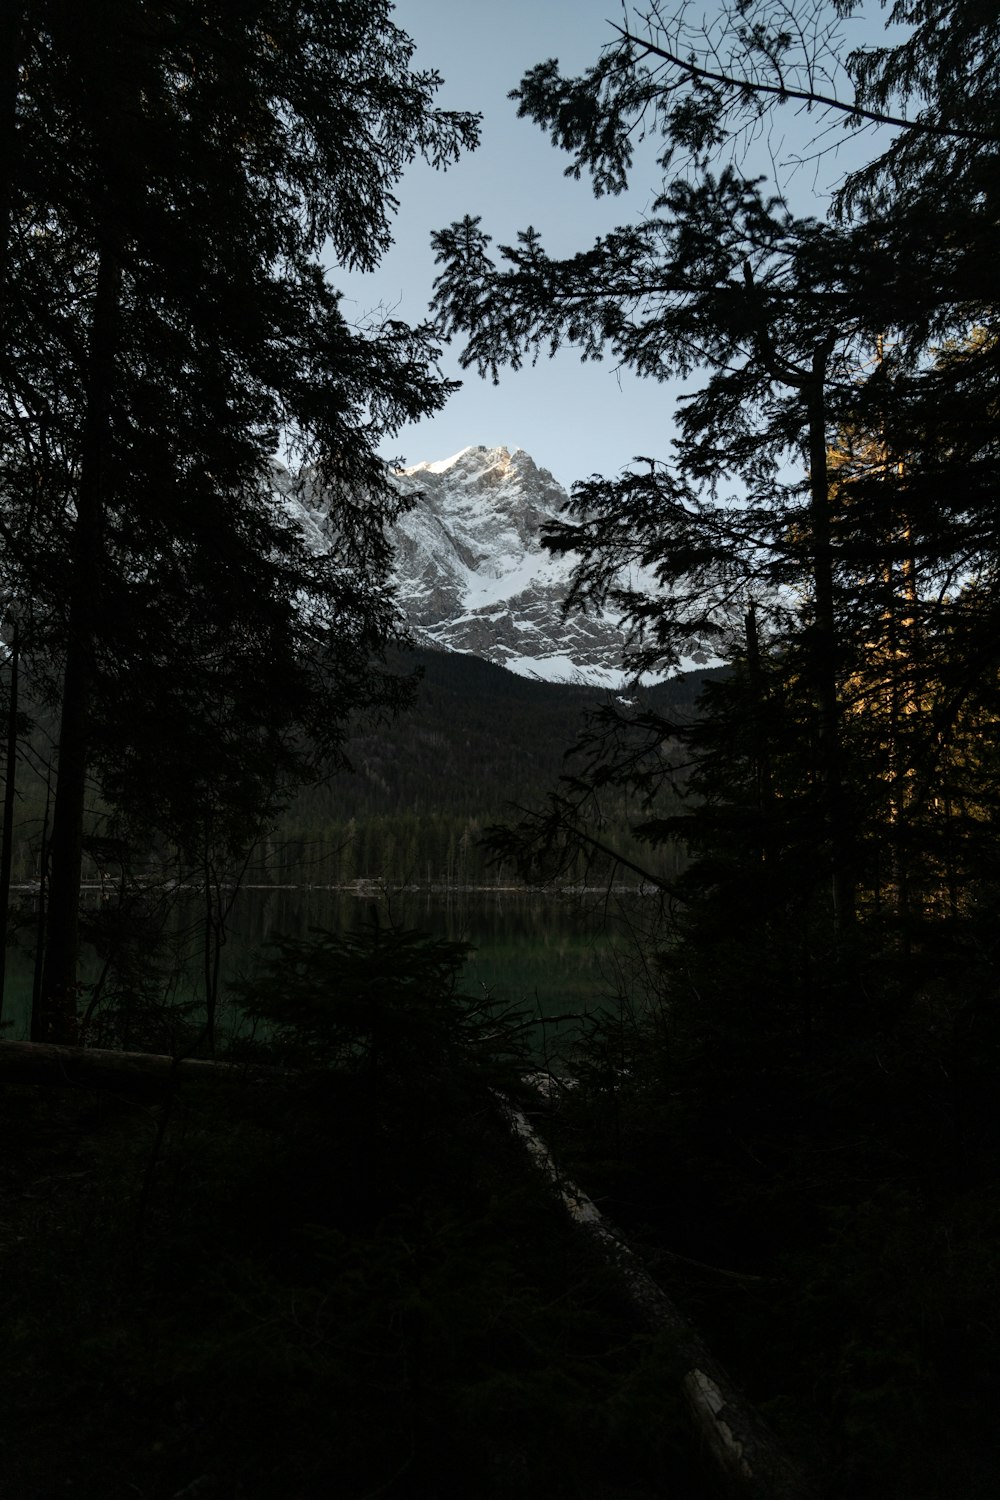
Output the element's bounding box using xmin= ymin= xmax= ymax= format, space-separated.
xmin=498 ymin=1091 xmax=818 ymax=1500
xmin=0 ymin=1040 xmax=272 ymax=1096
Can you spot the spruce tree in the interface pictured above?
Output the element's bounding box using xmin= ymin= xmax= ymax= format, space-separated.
xmin=431 ymin=0 xmax=1000 ymax=989
xmin=2 ymin=1 xmax=479 ymax=1041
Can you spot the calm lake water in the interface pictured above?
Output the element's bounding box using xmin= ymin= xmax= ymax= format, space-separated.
xmin=1 ymin=884 xmax=668 ymax=1058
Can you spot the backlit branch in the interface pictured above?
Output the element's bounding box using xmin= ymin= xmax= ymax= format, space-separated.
xmin=614 ymin=24 xmax=989 ymax=142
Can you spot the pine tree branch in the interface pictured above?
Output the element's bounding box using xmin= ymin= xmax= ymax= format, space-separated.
xmin=615 ymin=26 xmax=991 ymax=143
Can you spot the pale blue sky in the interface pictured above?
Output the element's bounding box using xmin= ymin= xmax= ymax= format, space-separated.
xmin=337 ymin=1 xmax=894 ymax=492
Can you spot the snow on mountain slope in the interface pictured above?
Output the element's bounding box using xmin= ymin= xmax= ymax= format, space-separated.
xmin=389 ymin=445 xmax=631 ymax=686
xmin=278 ymin=443 xmax=711 ymax=687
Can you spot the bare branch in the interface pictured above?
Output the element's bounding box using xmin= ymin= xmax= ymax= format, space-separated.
xmin=614 ymin=25 xmax=990 ymax=142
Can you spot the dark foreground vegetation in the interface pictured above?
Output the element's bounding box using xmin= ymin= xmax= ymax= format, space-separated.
xmin=0 ymin=928 xmax=708 ymax=1500
xmin=548 ymin=977 xmax=1000 ymax=1498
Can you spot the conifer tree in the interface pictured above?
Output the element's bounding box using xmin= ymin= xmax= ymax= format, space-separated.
xmin=431 ymin=0 xmax=999 ymax=981
xmin=2 ymin=1 xmax=479 ymax=1041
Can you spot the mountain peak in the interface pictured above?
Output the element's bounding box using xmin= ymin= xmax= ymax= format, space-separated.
xmin=388 ymin=445 xmax=631 ymax=686
xmin=397 ymin=444 xmax=540 ymax=482
xmin=281 ymin=444 xmax=687 ymax=687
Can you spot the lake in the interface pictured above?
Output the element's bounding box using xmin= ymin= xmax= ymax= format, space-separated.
xmin=0 ymin=883 xmax=669 ymax=1060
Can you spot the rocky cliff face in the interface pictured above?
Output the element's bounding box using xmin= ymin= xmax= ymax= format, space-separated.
xmin=280 ymin=443 xmax=701 ymax=686
xmin=387 ymin=445 xmax=632 ymax=686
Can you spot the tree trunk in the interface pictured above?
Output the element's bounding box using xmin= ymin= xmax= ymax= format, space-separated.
xmin=744 ymin=601 xmax=775 ymax=865
xmin=0 ymin=0 xmax=23 ymax=289
xmin=37 ymin=245 xmax=120 ymax=1043
xmin=0 ymin=620 xmax=19 ymax=1022
xmin=807 ymin=347 xmax=853 ymax=937
xmin=0 ymin=1039 xmax=278 ymax=1096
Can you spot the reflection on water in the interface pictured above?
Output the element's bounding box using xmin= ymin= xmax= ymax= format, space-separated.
xmin=1 ymin=884 xmax=667 ymax=1056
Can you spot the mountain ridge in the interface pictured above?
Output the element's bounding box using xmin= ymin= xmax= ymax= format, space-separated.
xmin=390 ymin=444 xmax=633 ymax=686
xmin=281 ymin=442 xmax=712 ymax=688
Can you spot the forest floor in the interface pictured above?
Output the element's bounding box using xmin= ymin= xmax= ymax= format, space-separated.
xmin=5 ymin=963 xmax=998 ymax=1500
xmin=539 ymin=1024 xmax=1000 ymax=1500
xmin=0 ymin=1067 xmax=716 ymax=1500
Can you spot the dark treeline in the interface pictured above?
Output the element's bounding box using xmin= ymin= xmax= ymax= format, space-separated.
xmin=277 ymin=646 xmax=710 ymax=885
xmin=2 ymin=646 xmax=708 ymax=890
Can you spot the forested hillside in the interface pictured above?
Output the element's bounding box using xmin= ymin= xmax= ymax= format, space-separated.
xmin=275 ymin=646 xmax=718 ymax=885
xmin=4 ymin=649 xmax=716 ymax=890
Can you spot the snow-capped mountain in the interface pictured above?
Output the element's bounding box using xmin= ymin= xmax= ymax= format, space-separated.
xmin=281 ymin=443 xmax=706 ymax=687
xmin=388 ymin=445 xmax=631 ymax=686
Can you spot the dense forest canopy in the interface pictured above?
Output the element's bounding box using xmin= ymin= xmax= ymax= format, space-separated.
xmin=432 ymin=0 xmax=1000 ymax=980
xmin=0 ymin=0 xmax=479 ymax=1041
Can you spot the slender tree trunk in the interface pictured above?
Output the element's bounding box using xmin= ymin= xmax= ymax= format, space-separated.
xmin=744 ymin=600 xmax=774 ymax=864
xmin=873 ymin=337 xmax=917 ymax=937
xmin=0 ymin=0 xmax=23 ymax=290
xmin=742 ymin=269 xmax=853 ymax=939
xmin=30 ymin=768 xmax=50 ymax=1033
xmin=0 ymin=620 xmax=19 ymax=1022
xmin=884 ymin=562 xmax=914 ymax=945
xmin=38 ymin=245 xmax=120 ymax=1043
xmin=1 ymin=16 xmax=25 ymax=1019
xmin=203 ymin=858 xmax=222 ymax=1058
xmin=807 ymin=345 xmax=853 ymax=937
